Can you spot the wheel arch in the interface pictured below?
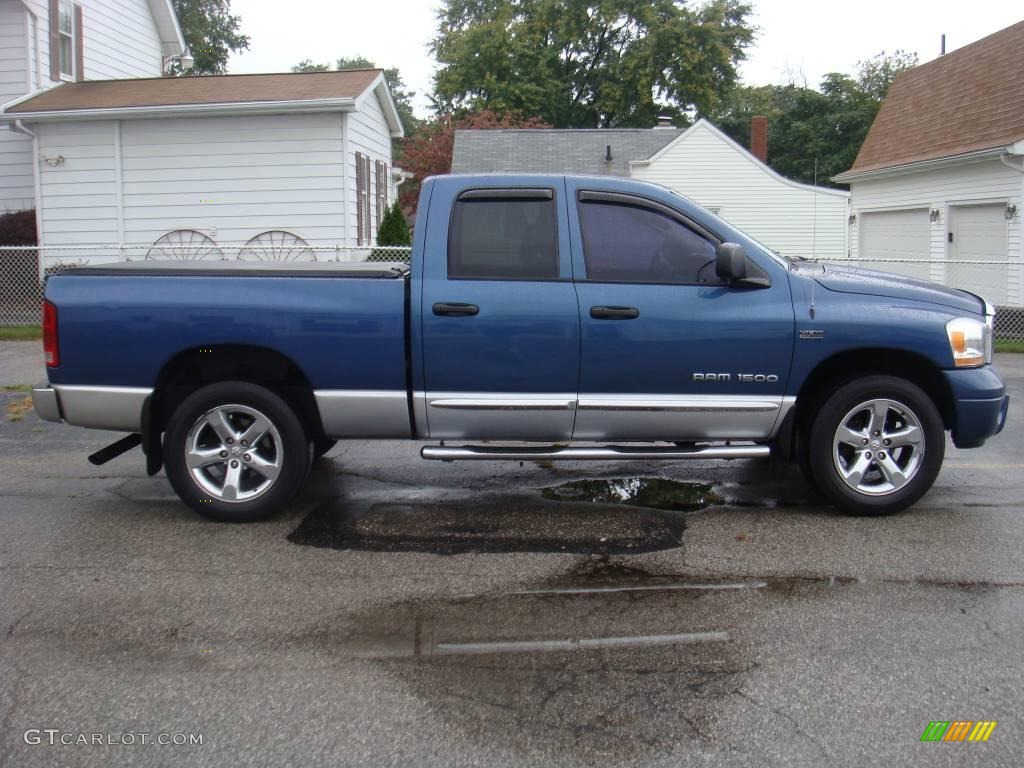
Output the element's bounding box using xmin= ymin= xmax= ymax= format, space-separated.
xmin=786 ymin=348 xmax=954 ymax=458
xmin=145 ymin=345 xmax=324 ymax=474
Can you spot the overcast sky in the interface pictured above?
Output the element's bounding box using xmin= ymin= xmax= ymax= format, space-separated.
xmin=227 ymin=0 xmax=1022 ymax=118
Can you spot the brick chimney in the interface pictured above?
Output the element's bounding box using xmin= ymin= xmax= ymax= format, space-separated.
xmin=750 ymin=115 xmax=768 ymax=163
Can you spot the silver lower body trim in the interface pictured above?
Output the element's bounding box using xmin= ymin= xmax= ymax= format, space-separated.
xmin=314 ymin=389 xmax=411 ymax=438
xmin=419 ymin=391 xmax=576 ymax=441
xmin=31 ymin=386 xmax=62 ymax=423
xmin=51 ymin=385 xmax=151 ymax=432
xmin=573 ymin=394 xmax=793 ymax=441
xmin=421 ymin=444 xmax=770 ymax=461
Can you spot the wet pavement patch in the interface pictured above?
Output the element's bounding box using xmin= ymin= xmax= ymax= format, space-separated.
xmin=288 ymin=492 xmax=689 ymax=555
xmin=541 ymin=477 xmax=723 ymax=511
xmin=333 ymin=559 xmax=756 ymax=757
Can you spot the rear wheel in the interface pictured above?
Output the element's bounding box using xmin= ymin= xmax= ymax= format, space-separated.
xmin=807 ymin=376 xmax=944 ymax=516
xmin=163 ymin=381 xmax=309 ymax=522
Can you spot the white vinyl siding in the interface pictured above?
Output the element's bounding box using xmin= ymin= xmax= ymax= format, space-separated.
xmin=631 ymin=120 xmax=850 ymax=261
xmin=37 ymin=120 xmax=118 ymax=246
xmin=118 ymin=114 xmax=346 ymax=247
xmin=20 ymin=0 xmax=162 ymax=82
xmin=848 ymin=158 xmax=1023 ymax=305
xmin=0 ymin=0 xmax=34 ymax=212
xmin=346 ymin=88 xmax=392 ymax=245
xmin=79 ymin=0 xmax=161 ymax=79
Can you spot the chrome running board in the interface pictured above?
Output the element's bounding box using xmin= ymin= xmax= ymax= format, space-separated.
xmin=421 ymin=444 xmax=770 ymax=461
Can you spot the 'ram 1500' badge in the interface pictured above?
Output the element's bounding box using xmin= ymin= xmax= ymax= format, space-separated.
xmin=692 ymin=373 xmax=779 ymax=383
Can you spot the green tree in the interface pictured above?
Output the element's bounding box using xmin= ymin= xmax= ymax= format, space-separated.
xmin=376 ymin=202 xmax=411 ymax=247
xmin=291 ymin=56 xmax=419 ymax=140
xmin=430 ymin=0 xmax=754 ymax=128
xmin=857 ymin=49 xmax=918 ymax=100
xmin=711 ymin=51 xmax=917 ymax=187
xmin=168 ymin=0 xmax=249 ymax=75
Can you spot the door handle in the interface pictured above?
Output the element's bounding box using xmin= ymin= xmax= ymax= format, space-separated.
xmin=590 ymin=305 xmax=639 ymax=320
xmin=433 ymin=302 xmax=479 ymax=317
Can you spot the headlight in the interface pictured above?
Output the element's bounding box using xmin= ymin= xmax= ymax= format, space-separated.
xmin=946 ymin=317 xmax=990 ymax=367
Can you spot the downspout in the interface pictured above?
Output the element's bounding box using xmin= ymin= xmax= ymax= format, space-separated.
xmin=12 ymin=120 xmax=44 ymax=280
xmin=999 ymin=151 xmax=1024 ymax=306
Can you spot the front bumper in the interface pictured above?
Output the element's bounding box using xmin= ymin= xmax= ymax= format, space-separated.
xmin=944 ymin=366 xmax=1009 ymax=448
xmin=32 ymin=386 xmax=62 ymax=423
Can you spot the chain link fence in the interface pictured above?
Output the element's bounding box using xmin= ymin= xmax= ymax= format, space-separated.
xmin=1 ymin=246 xmax=1022 ymax=341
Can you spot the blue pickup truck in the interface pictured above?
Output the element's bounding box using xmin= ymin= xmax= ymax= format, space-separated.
xmin=33 ymin=174 xmax=1008 ymax=522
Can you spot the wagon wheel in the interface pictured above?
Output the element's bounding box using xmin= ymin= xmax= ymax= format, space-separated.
xmin=146 ymin=230 xmax=223 ymax=260
xmin=238 ymin=231 xmax=315 ymax=262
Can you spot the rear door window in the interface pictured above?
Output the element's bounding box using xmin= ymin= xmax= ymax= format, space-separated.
xmin=448 ymin=192 xmax=559 ymax=280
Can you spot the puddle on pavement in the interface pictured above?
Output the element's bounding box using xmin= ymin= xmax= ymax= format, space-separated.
xmin=541 ymin=477 xmax=722 ymax=511
xmin=288 ymin=492 xmax=688 ymax=555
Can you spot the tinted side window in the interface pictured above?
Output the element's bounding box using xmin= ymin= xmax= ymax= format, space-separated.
xmin=448 ymin=197 xmax=559 ymax=279
xmin=578 ymin=201 xmax=719 ymax=284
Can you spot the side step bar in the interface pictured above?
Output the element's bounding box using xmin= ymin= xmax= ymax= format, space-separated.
xmin=421 ymin=444 xmax=770 ymax=462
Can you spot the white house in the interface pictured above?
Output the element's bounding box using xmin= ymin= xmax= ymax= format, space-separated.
xmin=1 ymin=70 xmax=405 ymax=260
xmin=0 ymin=0 xmax=186 ymax=213
xmin=629 ymin=120 xmax=850 ymax=261
xmin=451 ymin=118 xmax=851 ymax=260
xmin=833 ymin=20 xmax=1024 ymax=307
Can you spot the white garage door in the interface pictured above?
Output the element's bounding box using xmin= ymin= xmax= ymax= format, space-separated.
xmin=860 ymin=209 xmax=930 ymax=281
xmin=948 ymin=204 xmax=1008 ymax=305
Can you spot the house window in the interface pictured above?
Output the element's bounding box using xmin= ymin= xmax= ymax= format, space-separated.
xmin=375 ymin=160 xmax=388 ymax=226
xmin=58 ymin=0 xmax=74 ymax=79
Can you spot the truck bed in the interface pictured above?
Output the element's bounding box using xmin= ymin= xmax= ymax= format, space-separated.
xmin=44 ymin=265 xmax=410 ymax=391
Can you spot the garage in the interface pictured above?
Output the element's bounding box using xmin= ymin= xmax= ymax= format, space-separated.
xmin=948 ymin=204 xmax=1008 ymax=305
xmin=859 ymin=209 xmax=931 ymax=281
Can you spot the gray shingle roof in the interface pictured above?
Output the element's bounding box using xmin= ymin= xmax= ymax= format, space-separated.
xmin=451 ymin=128 xmax=683 ymax=176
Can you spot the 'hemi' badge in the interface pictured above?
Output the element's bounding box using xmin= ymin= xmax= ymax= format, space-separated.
xmin=799 ymin=330 xmax=825 ymax=340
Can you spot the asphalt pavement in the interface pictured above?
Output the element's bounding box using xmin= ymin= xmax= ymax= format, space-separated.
xmin=0 ymin=340 xmax=1021 ymax=767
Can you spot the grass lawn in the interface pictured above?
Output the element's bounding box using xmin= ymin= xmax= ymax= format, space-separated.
xmin=995 ymin=339 xmax=1024 ymax=353
xmin=0 ymin=325 xmax=41 ymax=341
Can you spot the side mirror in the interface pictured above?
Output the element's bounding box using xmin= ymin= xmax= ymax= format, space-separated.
xmin=715 ymin=242 xmax=748 ymax=282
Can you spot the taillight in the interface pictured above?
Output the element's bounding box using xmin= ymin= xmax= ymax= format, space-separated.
xmin=43 ymin=300 xmax=59 ymax=367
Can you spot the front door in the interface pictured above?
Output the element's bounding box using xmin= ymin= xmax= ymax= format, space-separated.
xmin=419 ymin=178 xmax=579 ymax=440
xmin=566 ymin=182 xmax=795 ymax=441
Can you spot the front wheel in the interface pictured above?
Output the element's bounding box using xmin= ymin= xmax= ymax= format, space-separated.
xmin=807 ymin=376 xmax=944 ymax=516
xmin=163 ymin=382 xmax=309 ymax=522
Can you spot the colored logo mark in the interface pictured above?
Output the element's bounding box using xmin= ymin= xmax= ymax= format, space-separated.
xmin=920 ymin=721 xmax=997 ymax=742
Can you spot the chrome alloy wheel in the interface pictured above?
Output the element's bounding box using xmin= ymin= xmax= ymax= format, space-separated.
xmin=184 ymin=404 xmax=283 ymax=503
xmin=832 ymin=398 xmax=925 ymax=496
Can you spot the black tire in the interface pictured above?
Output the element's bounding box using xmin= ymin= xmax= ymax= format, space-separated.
xmin=313 ymin=436 xmax=337 ymax=460
xmin=807 ymin=375 xmax=944 ymax=516
xmin=163 ymin=381 xmax=309 ymax=522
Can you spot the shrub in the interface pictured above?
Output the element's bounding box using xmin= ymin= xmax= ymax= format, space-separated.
xmin=376 ymin=201 xmax=411 ymax=247
xmin=0 ymin=209 xmax=37 ymax=246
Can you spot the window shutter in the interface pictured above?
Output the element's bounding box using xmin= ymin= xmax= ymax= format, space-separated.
xmin=363 ymin=154 xmax=372 ymax=244
xmin=355 ymin=152 xmax=365 ymax=246
xmin=48 ymin=0 xmax=60 ymax=81
xmin=73 ymin=4 xmax=83 ymax=82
